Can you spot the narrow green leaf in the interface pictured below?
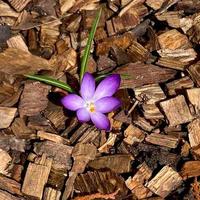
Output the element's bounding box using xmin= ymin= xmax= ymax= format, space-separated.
xmin=25 ymin=74 xmax=75 ymax=93
xmin=95 ymin=73 xmax=132 ymax=82
xmin=80 ymin=8 xmax=102 ymax=81
xmin=95 ymin=73 xmax=111 ymax=82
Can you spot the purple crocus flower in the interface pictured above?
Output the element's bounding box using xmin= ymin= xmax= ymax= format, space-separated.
xmin=61 ymin=73 xmax=121 ymax=131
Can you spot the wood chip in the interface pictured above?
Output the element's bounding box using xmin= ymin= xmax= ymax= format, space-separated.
xmin=160 ymin=95 xmax=194 ymax=126
xmin=166 ymin=76 xmax=194 ymax=96
xmin=145 ymin=0 xmax=166 ymax=10
xmin=74 ymin=170 xmax=128 ymax=199
xmin=0 ymin=190 xmax=24 ymax=200
xmin=188 ymin=61 xmax=200 ymax=87
xmin=158 ymin=29 xmax=190 ymax=50
xmin=22 ymin=160 xmax=52 ymax=200
xmin=88 ymin=154 xmax=133 ymax=173
xmin=115 ymin=62 xmax=177 ymax=89
xmin=19 ymin=82 xmax=50 ymax=117
xmin=187 ymin=88 xmax=200 ymax=115
xmin=7 ymin=0 xmax=32 ymax=12
xmin=34 ymin=141 xmax=73 ymax=171
xmin=0 ymin=107 xmax=17 ymax=128
xmin=0 ymin=0 xmax=19 ymax=17
xmin=7 ymin=34 xmax=29 ymax=52
xmin=147 ymin=166 xmax=182 ymax=198
xmin=11 ymin=117 xmax=35 ymax=139
xmin=181 ymin=161 xmax=200 ymax=179
xmin=188 ymin=118 xmax=200 ymax=148
xmin=145 ymin=133 xmax=179 ymax=148
xmin=96 ymin=33 xmax=133 ymax=55
xmin=0 ymin=48 xmax=52 ymax=75
xmin=0 ymin=149 xmax=12 ymax=175
xmin=43 ymin=187 xmax=61 ymax=200
xmin=98 ymin=133 xmax=117 ymax=153
xmin=126 ymin=162 xmax=153 ymax=199
xmin=0 ymin=175 xmax=22 ymax=195
xmin=37 ymin=131 xmax=69 ymax=145
xmin=123 ymin=124 xmax=145 ymax=145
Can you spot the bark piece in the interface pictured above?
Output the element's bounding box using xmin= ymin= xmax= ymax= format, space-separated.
xmin=98 ymin=133 xmax=117 ymax=153
xmin=96 ymin=33 xmax=133 ymax=55
xmin=134 ymin=83 xmax=165 ymax=119
xmin=127 ymin=40 xmax=149 ymax=62
xmin=77 ymin=127 xmax=100 ymax=144
xmin=156 ymin=11 xmax=183 ymax=28
xmin=34 ymin=141 xmax=73 ymax=171
xmin=181 ymin=161 xmax=200 ymax=179
xmin=156 ymin=57 xmax=186 ymax=71
xmin=145 ymin=0 xmax=165 ymax=10
xmin=7 ymin=35 xmax=29 ymax=52
xmin=50 ymin=48 xmax=77 ymax=75
xmin=0 ymin=48 xmax=52 ymax=75
xmin=188 ymin=118 xmax=200 ymax=148
xmin=133 ymin=116 xmax=154 ymax=132
xmin=43 ymin=187 xmax=61 ymax=200
xmin=0 ymin=0 xmax=19 ymax=17
xmin=188 ymin=62 xmax=200 ymax=86
xmin=0 ymin=190 xmax=24 ymax=200
xmin=125 ymin=162 xmax=153 ymax=199
xmin=124 ymin=124 xmax=145 ymax=145
xmin=59 ymin=0 xmax=76 ymax=14
xmin=0 ymin=149 xmax=12 ymax=175
xmin=62 ymin=143 xmax=97 ymax=199
xmin=74 ymin=170 xmax=128 ymax=198
xmin=43 ymin=102 xmax=68 ymax=131
xmin=11 ymin=117 xmax=35 ymax=139
xmin=166 ymin=76 xmax=194 ymax=96
xmin=160 ymin=95 xmax=194 ymax=126
xmin=145 ymin=133 xmax=179 ymax=148
xmin=157 ymin=48 xmax=197 ymax=63
xmin=7 ymin=0 xmax=31 ymax=12
xmin=0 ymin=175 xmax=22 ymax=195
xmin=158 ymin=29 xmax=190 ymax=50
xmin=187 ymin=88 xmax=200 ymax=114
xmin=88 ymin=154 xmax=133 ymax=173
xmin=0 ymin=107 xmax=17 ymax=128
xmin=22 ymin=160 xmax=52 ymax=200
xmin=19 ymin=82 xmax=50 ymax=117
xmin=147 ymin=166 xmax=182 ymax=198
xmin=40 ymin=19 xmax=61 ymax=49
xmin=107 ymin=8 xmax=140 ymax=35
xmin=37 ymin=131 xmax=69 ymax=145
xmin=115 ymin=62 xmax=177 ymax=89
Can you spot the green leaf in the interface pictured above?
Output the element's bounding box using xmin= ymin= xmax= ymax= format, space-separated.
xmin=95 ymin=73 xmax=111 ymax=82
xmin=95 ymin=73 xmax=131 ymax=82
xmin=80 ymin=8 xmax=102 ymax=81
xmin=25 ymin=74 xmax=75 ymax=93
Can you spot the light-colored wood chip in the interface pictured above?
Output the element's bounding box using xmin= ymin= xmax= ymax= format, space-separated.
xmin=0 ymin=107 xmax=17 ymax=128
xmin=187 ymin=88 xmax=200 ymax=115
xmin=158 ymin=29 xmax=190 ymax=50
xmin=188 ymin=118 xmax=200 ymax=148
xmin=147 ymin=166 xmax=182 ymax=198
xmin=160 ymin=95 xmax=194 ymax=126
xmin=0 ymin=149 xmax=12 ymax=175
xmin=145 ymin=133 xmax=179 ymax=148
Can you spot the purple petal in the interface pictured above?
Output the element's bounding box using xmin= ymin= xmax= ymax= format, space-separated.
xmin=95 ymin=97 xmax=121 ymax=113
xmin=90 ymin=112 xmax=110 ymax=131
xmin=80 ymin=72 xmax=95 ymax=100
xmin=77 ymin=108 xmax=90 ymax=122
xmin=93 ymin=74 xmax=121 ymax=100
xmin=61 ymin=94 xmax=84 ymax=111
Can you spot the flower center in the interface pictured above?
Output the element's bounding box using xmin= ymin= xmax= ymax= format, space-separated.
xmin=85 ymin=102 xmax=95 ymax=113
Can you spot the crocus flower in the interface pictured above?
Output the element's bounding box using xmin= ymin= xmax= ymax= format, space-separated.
xmin=61 ymin=73 xmax=121 ymax=131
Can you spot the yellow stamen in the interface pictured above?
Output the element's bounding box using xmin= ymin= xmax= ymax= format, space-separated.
xmin=89 ymin=103 xmax=95 ymax=112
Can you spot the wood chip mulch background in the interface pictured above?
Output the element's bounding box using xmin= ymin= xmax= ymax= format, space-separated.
xmin=0 ymin=0 xmax=200 ymax=199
